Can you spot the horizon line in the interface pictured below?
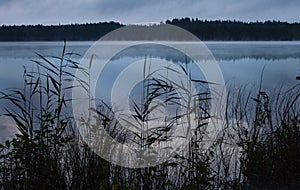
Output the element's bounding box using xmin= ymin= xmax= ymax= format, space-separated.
xmin=1 ymin=18 xmax=300 ymax=27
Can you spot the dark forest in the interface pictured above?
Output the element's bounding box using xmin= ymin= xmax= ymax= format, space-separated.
xmin=1 ymin=18 xmax=300 ymax=41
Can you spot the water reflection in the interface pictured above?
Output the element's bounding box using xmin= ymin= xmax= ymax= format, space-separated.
xmin=0 ymin=41 xmax=299 ymax=142
xmin=207 ymin=41 xmax=300 ymax=61
xmin=1 ymin=41 xmax=300 ymax=60
xmin=1 ymin=41 xmax=299 ymax=106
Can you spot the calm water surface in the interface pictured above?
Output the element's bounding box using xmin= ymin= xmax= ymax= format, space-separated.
xmin=0 ymin=41 xmax=300 ymax=142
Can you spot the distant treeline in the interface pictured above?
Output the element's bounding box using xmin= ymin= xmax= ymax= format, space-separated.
xmin=167 ymin=18 xmax=300 ymax=40
xmin=0 ymin=22 xmax=124 ymax=41
xmin=1 ymin=18 xmax=300 ymax=41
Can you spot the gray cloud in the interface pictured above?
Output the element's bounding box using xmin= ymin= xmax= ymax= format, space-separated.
xmin=0 ymin=116 xmax=19 ymax=144
xmin=0 ymin=0 xmax=299 ymax=25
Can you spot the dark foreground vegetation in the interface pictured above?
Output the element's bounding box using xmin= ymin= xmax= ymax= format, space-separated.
xmin=1 ymin=18 xmax=300 ymax=41
xmin=0 ymin=44 xmax=299 ymax=189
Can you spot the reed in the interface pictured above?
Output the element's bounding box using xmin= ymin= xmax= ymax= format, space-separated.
xmin=0 ymin=43 xmax=299 ymax=189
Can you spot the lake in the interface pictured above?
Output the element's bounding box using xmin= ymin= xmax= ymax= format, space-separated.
xmin=0 ymin=41 xmax=300 ymax=143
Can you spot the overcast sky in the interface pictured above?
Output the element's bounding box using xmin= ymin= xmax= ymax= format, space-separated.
xmin=0 ymin=0 xmax=299 ymax=25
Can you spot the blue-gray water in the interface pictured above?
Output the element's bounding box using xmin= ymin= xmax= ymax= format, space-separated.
xmin=0 ymin=41 xmax=300 ymax=142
